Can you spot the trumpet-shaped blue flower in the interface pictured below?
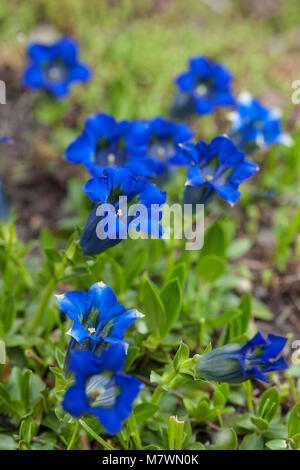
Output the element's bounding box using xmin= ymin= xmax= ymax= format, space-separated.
xmin=64 ymin=114 xmax=151 ymax=177
xmin=195 ymin=333 xmax=288 ymax=384
xmin=62 ymin=345 xmax=143 ymax=434
xmin=80 ymin=167 xmax=166 ymax=255
xmin=127 ymin=117 xmax=194 ymax=179
xmin=56 ymin=281 xmax=142 ymax=352
xmin=181 ymin=136 xmax=258 ymax=206
xmin=171 ymin=56 xmax=235 ymax=118
xmin=22 ymin=37 xmax=91 ymax=98
xmin=229 ymin=92 xmax=293 ymax=150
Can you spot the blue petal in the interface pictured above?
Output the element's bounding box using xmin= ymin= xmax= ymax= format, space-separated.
xmin=85 ymin=113 xmax=118 ymax=140
xmin=115 ymin=372 xmax=143 ymax=420
xmin=263 ymin=356 xmax=288 ymax=373
xmin=260 ymin=334 xmax=288 ymax=360
xmin=194 ymin=96 xmax=213 ymax=115
xmin=186 ymin=165 xmax=205 ymax=187
xmin=57 ymin=291 xmax=92 ymax=322
xmin=64 ymin=131 xmax=94 ymax=164
xmin=209 ymin=136 xmax=244 ymax=167
xmin=69 ymin=350 xmax=104 ymax=381
xmin=69 ymin=63 xmax=91 ymax=82
xmin=63 ymin=384 xmax=88 ymax=417
xmin=175 ymin=71 xmax=194 ymax=92
xmin=189 ymin=56 xmax=211 ymax=78
xmin=96 ymin=343 xmax=126 ymax=372
xmin=27 ymin=43 xmax=55 ymax=63
xmin=22 ymin=65 xmax=44 ymax=88
xmin=212 ymin=183 xmax=241 ymax=205
xmin=109 ymin=309 xmax=142 ymax=340
xmin=82 ymin=176 xmax=111 ymax=203
xmin=54 ymin=37 xmax=79 ymax=65
xmin=92 ymin=407 xmax=123 ymax=435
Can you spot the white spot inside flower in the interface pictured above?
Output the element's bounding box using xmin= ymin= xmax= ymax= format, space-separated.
xmin=55 ymin=294 xmax=65 ymax=300
xmin=157 ymin=146 xmax=166 ymax=161
xmin=48 ymin=66 xmax=62 ymax=81
xmin=134 ymin=309 xmax=144 ymax=318
xmin=238 ymin=91 xmax=253 ymax=105
xmin=204 ymin=174 xmax=213 ymax=182
xmin=117 ymin=208 xmax=123 ymax=217
xmin=88 ymin=327 xmax=96 ymax=334
xmin=269 ymin=107 xmax=282 ymax=120
xmin=107 ymin=153 xmax=116 ymax=164
xmin=98 ymin=281 xmax=105 ymax=288
xmin=196 ymin=84 xmax=207 ymax=96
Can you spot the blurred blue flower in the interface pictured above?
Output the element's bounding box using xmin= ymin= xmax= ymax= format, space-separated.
xmin=131 ymin=117 xmax=194 ymax=180
xmin=195 ymin=333 xmax=288 ymax=384
xmin=229 ymin=92 xmax=293 ymax=150
xmin=80 ymin=167 xmax=166 ymax=255
xmin=62 ymin=344 xmax=143 ymax=434
xmin=64 ymin=113 xmax=151 ymax=177
xmin=57 ymin=281 xmax=142 ymax=353
xmin=181 ymin=135 xmax=258 ymax=206
xmin=171 ymin=56 xmax=235 ymax=118
xmin=22 ymin=37 xmax=91 ymax=98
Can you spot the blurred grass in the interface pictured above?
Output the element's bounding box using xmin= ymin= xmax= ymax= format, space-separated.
xmin=1 ymin=0 xmax=300 ymax=122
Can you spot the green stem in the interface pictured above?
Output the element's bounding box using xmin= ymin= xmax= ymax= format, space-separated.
xmin=67 ymin=420 xmax=78 ymax=450
xmin=79 ymin=419 xmax=116 ymax=450
xmin=127 ymin=414 xmax=142 ymax=450
xmin=151 ymin=368 xmax=178 ymax=405
xmin=31 ymin=277 xmax=57 ymax=331
xmin=287 ymin=374 xmax=298 ymax=403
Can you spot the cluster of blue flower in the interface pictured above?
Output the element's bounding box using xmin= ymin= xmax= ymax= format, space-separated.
xmin=19 ymin=37 xmax=290 ymax=434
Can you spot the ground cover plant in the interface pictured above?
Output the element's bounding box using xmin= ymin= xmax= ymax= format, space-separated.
xmin=1 ymin=0 xmax=300 ymax=451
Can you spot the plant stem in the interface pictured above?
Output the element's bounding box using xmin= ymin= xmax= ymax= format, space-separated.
xmin=127 ymin=414 xmax=143 ymax=450
xmin=151 ymin=368 xmax=178 ymax=405
xmin=287 ymin=374 xmax=298 ymax=403
xmin=31 ymin=277 xmax=57 ymax=331
xmin=79 ymin=419 xmax=116 ymax=450
xmin=67 ymin=420 xmax=78 ymax=450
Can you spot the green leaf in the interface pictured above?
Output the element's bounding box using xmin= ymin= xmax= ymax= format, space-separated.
xmin=201 ymin=221 xmax=227 ymax=258
xmin=227 ymin=239 xmax=251 ymax=260
xmin=288 ymin=402 xmax=300 ymax=438
xmin=173 ymin=342 xmax=189 ymax=371
xmin=168 ymin=416 xmax=184 ymax=450
xmin=208 ymin=308 xmax=241 ymax=329
xmin=258 ymin=387 xmax=280 ymax=423
xmin=124 ymin=249 xmax=146 ymax=288
xmin=0 ymin=434 xmax=17 ymax=450
xmin=198 ymin=255 xmax=225 ymax=282
xmin=252 ymin=298 xmax=274 ymax=320
xmin=0 ymin=340 xmax=5 ymax=364
xmin=134 ymin=403 xmax=159 ymax=423
xmin=265 ymin=439 xmax=287 ymax=450
xmin=215 ymin=428 xmax=238 ymax=450
xmin=160 ymin=278 xmax=182 ymax=338
xmin=251 ymin=416 xmax=269 ymax=431
xmin=141 ymin=277 xmax=165 ymax=332
xmin=241 ymin=433 xmax=264 ymax=450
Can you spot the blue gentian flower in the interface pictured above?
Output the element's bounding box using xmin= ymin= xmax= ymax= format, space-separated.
xmin=22 ymin=37 xmax=91 ymax=98
xmin=171 ymin=56 xmax=235 ymax=118
xmin=180 ymin=135 xmax=258 ymax=206
xmin=229 ymin=92 xmax=293 ymax=150
xmin=129 ymin=117 xmax=194 ymax=181
xmin=56 ymin=281 xmax=142 ymax=354
xmin=62 ymin=344 xmax=143 ymax=434
xmin=195 ymin=333 xmax=288 ymax=384
xmin=80 ymin=167 xmax=166 ymax=255
xmin=64 ymin=114 xmax=151 ymax=177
